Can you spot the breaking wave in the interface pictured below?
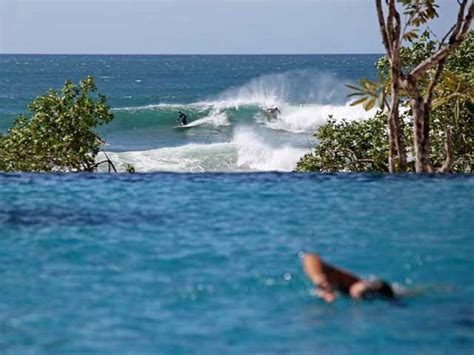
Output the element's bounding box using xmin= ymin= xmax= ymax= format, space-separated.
xmin=101 ymin=70 xmax=376 ymax=172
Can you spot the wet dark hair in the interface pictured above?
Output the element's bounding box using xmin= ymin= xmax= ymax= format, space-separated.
xmin=361 ymin=280 xmax=395 ymax=300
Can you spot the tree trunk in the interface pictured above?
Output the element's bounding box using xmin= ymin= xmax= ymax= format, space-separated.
xmin=388 ymin=54 xmax=407 ymax=173
xmin=387 ymin=110 xmax=397 ymax=173
xmin=439 ymin=126 xmax=453 ymax=173
xmin=421 ymin=107 xmax=434 ymax=173
xmin=395 ymin=113 xmax=407 ymax=172
xmin=390 ymin=84 xmax=407 ymax=172
xmin=392 ymin=106 xmax=407 ymax=172
xmin=409 ymin=85 xmax=433 ymax=173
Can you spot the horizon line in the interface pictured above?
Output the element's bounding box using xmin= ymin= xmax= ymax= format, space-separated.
xmin=0 ymin=52 xmax=384 ymax=56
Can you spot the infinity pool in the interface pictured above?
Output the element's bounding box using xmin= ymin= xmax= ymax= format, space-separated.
xmin=1 ymin=173 xmax=473 ymax=354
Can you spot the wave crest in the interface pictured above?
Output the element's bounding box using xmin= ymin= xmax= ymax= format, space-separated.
xmin=102 ymin=70 xmax=377 ymax=172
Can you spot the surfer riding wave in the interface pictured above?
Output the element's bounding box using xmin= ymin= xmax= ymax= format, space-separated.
xmin=177 ymin=111 xmax=188 ymax=126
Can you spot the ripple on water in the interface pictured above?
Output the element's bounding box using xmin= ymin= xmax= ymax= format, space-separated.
xmin=0 ymin=173 xmax=473 ymax=354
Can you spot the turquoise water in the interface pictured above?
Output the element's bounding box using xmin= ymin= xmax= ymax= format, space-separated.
xmin=1 ymin=173 xmax=473 ymax=354
xmin=1 ymin=55 xmax=473 ymax=353
xmin=0 ymin=55 xmax=379 ymax=172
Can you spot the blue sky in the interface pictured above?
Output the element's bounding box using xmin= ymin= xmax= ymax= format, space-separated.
xmin=0 ymin=0 xmax=462 ymax=54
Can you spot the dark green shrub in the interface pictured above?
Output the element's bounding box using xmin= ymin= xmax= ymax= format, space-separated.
xmin=296 ymin=112 xmax=390 ymax=173
xmin=0 ymin=76 xmax=113 ymax=172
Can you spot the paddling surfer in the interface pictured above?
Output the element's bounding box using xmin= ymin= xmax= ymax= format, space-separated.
xmin=302 ymin=252 xmax=395 ymax=302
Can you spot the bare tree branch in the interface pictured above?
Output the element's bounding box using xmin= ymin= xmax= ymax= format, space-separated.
xmin=387 ymin=0 xmax=396 ymax=50
xmin=424 ymin=61 xmax=445 ymax=104
xmin=375 ymin=0 xmax=393 ymax=58
xmin=440 ymin=24 xmax=456 ymax=46
xmin=392 ymin=1 xmax=402 ymax=51
xmin=102 ymin=151 xmax=118 ymax=173
xmin=450 ymin=0 xmax=470 ymax=43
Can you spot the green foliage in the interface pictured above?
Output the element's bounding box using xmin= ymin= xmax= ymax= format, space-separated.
xmin=414 ymin=31 xmax=473 ymax=172
xmin=345 ymin=31 xmax=441 ymax=113
xmin=430 ymin=50 xmax=474 ymax=173
xmin=346 ymin=74 xmax=389 ymax=111
xmin=399 ymin=0 xmax=439 ymax=42
xmin=398 ymin=0 xmax=438 ymax=18
xmin=344 ymin=30 xmax=473 ymax=173
xmin=376 ymin=30 xmax=437 ymax=77
xmin=295 ymin=113 xmax=390 ymax=173
xmin=0 ymin=76 xmax=114 ymax=172
xmin=299 ymin=30 xmax=473 ymax=173
xmin=125 ymin=164 xmax=136 ymax=173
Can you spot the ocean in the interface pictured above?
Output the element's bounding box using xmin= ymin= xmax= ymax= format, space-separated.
xmin=0 ymin=55 xmax=473 ymax=354
xmin=0 ymin=54 xmax=378 ymax=172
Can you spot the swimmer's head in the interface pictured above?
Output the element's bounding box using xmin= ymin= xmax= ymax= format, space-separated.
xmin=350 ymin=280 xmax=395 ymax=300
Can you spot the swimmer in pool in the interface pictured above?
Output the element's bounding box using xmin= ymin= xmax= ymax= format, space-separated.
xmin=302 ymin=252 xmax=395 ymax=302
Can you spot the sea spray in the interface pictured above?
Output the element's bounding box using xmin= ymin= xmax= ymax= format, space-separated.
xmin=184 ymin=110 xmax=230 ymax=128
xmin=263 ymin=103 xmax=376 ymax=133
xmin=212 ymin=69 xmax=351 ymax=108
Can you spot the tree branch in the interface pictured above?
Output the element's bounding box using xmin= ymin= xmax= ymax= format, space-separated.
xmin=102 ymin=151 xmax=118 ymax=173
xmin=386 ymin=0 xmax=394 ymax=47
xmin=390 ymin=0 xmax=402 ymax=52
xmin=438 ymin=127 xmax=453 ymax=173
xmin=450 ymin=0 xmax=470 ymax=43
xmin=402 ymin=10 xmax=416 ymax=37
xmin=375 ymin=0 xmax=392 ymax=58
xmin=410 ymin=1 xmax=473 ymax=80
xmin=424 ymin=60 xmax=445 ymax=104
xmin=440 ymin=24 xmax=456 ymax=47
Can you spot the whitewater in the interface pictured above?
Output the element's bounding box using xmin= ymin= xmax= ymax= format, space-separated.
xmin=98 ymin=71 xmax=376 ymax=172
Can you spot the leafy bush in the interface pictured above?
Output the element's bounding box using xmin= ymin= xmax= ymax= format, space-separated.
xmin=0 ymin=76 xmax=113 ymax=172
xmin=295 ymin=112 xmax=391 ymax=173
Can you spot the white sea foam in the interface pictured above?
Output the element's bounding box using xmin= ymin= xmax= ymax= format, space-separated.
xmin=233 ymin=127 xmax=308 ymax=171
xmin=113 ymin=103 xmax=203 ymax=112
xmin=97 ymin=143 xmax=237 ymax=173
xmin=98 ymin=127 xmax=309 ymax=173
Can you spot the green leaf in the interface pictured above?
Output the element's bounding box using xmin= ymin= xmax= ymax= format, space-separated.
xmin=363 ymin=98 xmax=376 ymax=111
xmin=350 ymin=97 xmax=368 ymax=107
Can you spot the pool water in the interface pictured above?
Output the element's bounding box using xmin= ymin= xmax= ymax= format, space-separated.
xmin=0 ymin=173 xmax=473 ymax=354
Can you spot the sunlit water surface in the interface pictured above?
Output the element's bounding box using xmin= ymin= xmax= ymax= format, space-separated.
xmin=1 ymin=173 xmax=473 ymax=354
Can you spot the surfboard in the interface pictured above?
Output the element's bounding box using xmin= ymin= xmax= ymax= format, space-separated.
xmin=173 ymin=125 xmax=193 ymax=129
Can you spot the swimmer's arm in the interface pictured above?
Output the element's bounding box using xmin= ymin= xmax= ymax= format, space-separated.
xmin=303 ymin=253 xmax=336 ymax=303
